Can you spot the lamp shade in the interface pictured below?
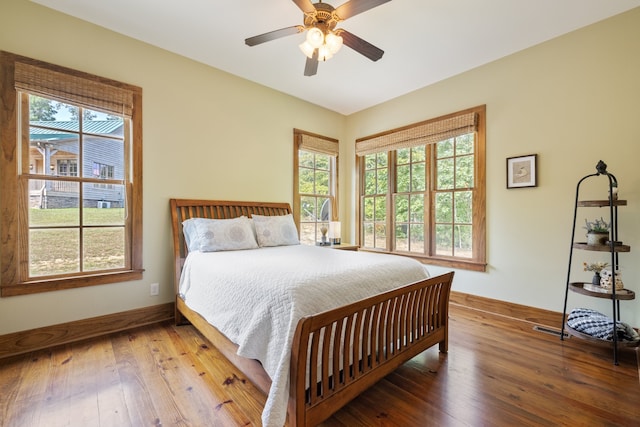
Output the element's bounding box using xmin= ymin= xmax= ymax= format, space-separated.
xmin=329 ymin=221 xmax=341 ymax=244
xmin=306 ymin=27 xmax=324 ymax=49
xmin=325 ymin=32 xmax=343 ymax=54
xmin=299 ymin=41 xmax=315 ymax=58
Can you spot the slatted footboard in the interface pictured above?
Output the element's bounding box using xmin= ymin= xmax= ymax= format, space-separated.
xmin=289 ymin=271 xmax=454 ymax=427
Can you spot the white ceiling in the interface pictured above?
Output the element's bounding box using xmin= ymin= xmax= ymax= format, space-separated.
xmin=33 ymin=0 xmax=640 ymax=115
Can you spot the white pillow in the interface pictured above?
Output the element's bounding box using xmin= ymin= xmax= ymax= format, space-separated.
xmin=182 ymin=216 xmax=258 ymax=252
xmin=252 ymin=214 xmax=300 ymax=247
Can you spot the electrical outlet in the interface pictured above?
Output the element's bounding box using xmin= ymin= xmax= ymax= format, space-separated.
xmin=150 ymin=282 xmax=159 ymax=296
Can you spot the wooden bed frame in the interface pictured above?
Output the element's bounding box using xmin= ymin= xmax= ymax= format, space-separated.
xmin=170 ymin=199 xmax=454 ymax=426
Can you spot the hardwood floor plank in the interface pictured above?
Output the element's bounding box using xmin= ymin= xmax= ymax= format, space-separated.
xmin=1 ymin=305 xmax=638 ymax=427
xmin=172 ymin=323 xmax=265 ymax=425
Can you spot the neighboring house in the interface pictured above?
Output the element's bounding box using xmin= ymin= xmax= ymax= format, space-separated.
xmin=29 ymin=120 xmax=125 ymax=209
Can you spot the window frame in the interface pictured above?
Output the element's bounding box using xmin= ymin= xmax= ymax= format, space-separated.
xmin=0 ymin=51 xmax=143 ymax=297
xmin=356 ymin=106 xmax=486 ymax=272
xmin=292 ymin=129 xmax=339 ymax=245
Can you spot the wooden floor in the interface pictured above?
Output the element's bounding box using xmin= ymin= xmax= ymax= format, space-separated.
xmin=1 ymin=304 xmax=638 ymax=427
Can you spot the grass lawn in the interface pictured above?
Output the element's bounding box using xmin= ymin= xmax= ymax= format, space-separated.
xmin=29 ymin=208 xmax=126 ymax=276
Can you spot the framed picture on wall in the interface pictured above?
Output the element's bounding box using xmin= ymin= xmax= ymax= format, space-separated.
xmin=506 ymin=154 xmax=537 ymax=188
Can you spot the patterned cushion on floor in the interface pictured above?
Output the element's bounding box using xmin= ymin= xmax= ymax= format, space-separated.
xmin=567 ymin=308 xmax=639 ymax=342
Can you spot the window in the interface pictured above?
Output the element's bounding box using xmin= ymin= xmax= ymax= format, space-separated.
xmin=293 ymin=129 xmax=339 ymax=245
xmin=0 ymin=51 xmax=143 ymax=296
xmin=93 ymin=162 xmax=115 ymax=189
xmin=356 ymin=106 xmax=486 ymax=271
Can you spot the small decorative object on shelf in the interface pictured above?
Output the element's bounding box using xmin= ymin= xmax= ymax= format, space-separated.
xmin=317 ymin=225 xmax=331 ymax=246
xmin=599 ymin=268 xmax=623 ymax=290
xmin=583 ymin=261 xmax=609 ymax=285
xmin=583 ymin=217 xmax=610 ymax=245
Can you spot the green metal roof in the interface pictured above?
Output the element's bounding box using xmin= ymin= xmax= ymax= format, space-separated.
xmin=30 ymin=120 xmax=123 ymax=141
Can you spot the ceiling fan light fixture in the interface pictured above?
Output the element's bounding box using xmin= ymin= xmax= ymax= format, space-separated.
xmin=325 ymin=32 xmax=343 ymax=54
xmin=318 ymin=45 xmax=333 ymax=61
xmin=299 ymin=41 xmax=315 ymax=58
xmin=306 ymin=27 xmax=324 ymax=48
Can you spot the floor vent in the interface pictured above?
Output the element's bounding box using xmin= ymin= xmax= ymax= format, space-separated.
xmin=533 ymin=325 xmax=570 ymax=338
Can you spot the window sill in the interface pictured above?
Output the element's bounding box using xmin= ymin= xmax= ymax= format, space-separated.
xmin=357 ymin=248 xmax=486 ymax=272
xmin=1 ymin=269 xmax=144 ymax=297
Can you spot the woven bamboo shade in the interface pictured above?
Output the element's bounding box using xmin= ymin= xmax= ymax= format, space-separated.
xmin=298 ymin=131 xmax=339 ymax=156
xmin=356 ymin=112 xmax=478 ymax=156
xmin=14 ymin=61 xmax=134 ymax=117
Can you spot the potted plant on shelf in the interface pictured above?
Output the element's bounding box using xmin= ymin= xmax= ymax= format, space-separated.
xmin=583 ymin=217 xmax=610 ymax=245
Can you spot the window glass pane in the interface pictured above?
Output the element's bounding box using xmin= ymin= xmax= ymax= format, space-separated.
xmin=363 ymin=222 xmax=375 ymax=247
xmin=456 ymin=154 xmax=474 ymax=188
xmin=364 ymin=170 xmax=377 ymax=195
xmin=84 ymin=111 xmax=124 ymax=138
xmin=395 ymin=195 xmax=409 ymax=223
xmin=300 ymin=223 xmax=315 ymax=245
xmin=455 ymin=134 xmax=474 ymax=155
xmin=315 ymin=154 xmax=329 ymax=170
xmin=376 ymin=153 xmax=387 ymax=168
xmin=363 ymin=197 xmax=374 ymax=221
xmin=82 ymin=183 xmax=126 ymax=225
xmin=83 ymin=136 xmax=124 ymax=180
xmin=397 ymin=165 xmax=410 ymax=192
xmin=365 ymin=154 xmax=376 ymax=170
xmin=300 ymin=196 xmax=316 ymax=221
xmin=411 ymin=162 xmax=425 ymax=191
xmin=315 ymin=170 xmax=329 ymax=195
xmin=435 ymin=192 xmax=453 ymax=223
xmin=397 ymin=148 xmax=410 ymax=165
xmin=29 ymin=129 xmax=79 ymax=177
xmin=377 ymin=168 xmax=388 ymax=194
xmin=437 ymin=158 xmax=454 ymax=190
xmin=437 ymin=138 xmax=454 ymax=158
xmin=410 ymin=194 xmax=424 ymax=222
xmin=318 ymin=197 xmax=330 ymax=221
xmin=29 ymin=228 xmax=79 ymax=276
xmin=435 ymin=224 xmax=453 ymax=256
xmin=299 ymin=168 xmax=314 ymax=193
xmin=395 ymin=224 xmax=408 ymax=251
xmin=300 ymin=151 xmax=314 ymax=168
xmin=29 ymin=95 xmax=72 ymax=123
xmin=374 ymin=196 xmax=386 ymax=221
xmin=454 ymin=225 xmax=473 ymax=258
xmin=455 ymin=191 xmax=473 ymax=224
xmin=29 ymin=181 xmax=79 ymax=225
xmin=409 ymin=224 xmax=425 ymax=253
xmin=374 ymin=223 xmax=386 ymax=249
xmin=411 ymin=146 xmax=426 ymax=162
xmin=83 ymin=227 xmax=125 ymax=271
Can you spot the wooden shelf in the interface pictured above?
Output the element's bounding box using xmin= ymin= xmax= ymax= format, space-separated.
xmin=569 ymin=282 xmax=635 ymax=300
xmin=564 ymin=324 xmax=639 ymax=348
xmin=573 ymin=242 xmax=630 ymax=252
xmin=577 ymin=200 xmax=627 ymax=207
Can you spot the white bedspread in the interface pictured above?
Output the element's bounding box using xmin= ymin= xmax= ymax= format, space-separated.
xmin=179 ymin=244 xmax=430 ymax=427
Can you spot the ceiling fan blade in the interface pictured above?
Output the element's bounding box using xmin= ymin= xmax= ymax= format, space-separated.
xmin=304 ymin=50 xmax=319 ymax=76
xmin=334 ymin=0 xmax=392 ymax=21
xmin=292 ymin=0 xmax=316 ymax=14
xmin=339 ymin=30 xmax=384 ymax=61
xmin=245 ymin=26 xmax=304 ymax=46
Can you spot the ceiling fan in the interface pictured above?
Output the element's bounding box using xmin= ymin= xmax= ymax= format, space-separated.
xmin=245 ymin=0 xmax=392 ymax=76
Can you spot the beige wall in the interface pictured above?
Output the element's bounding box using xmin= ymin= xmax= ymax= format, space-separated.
xmin=346 ymin=7 xmax=640 ymax=327
xmin=0 ymin=0 xmax=346 ymax=334
xmin=1 ymin=0 xmax=638 ymax=334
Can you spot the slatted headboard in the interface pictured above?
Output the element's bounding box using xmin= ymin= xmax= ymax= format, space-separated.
xmin=169 ymin=199 xmax=292 ymax=296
